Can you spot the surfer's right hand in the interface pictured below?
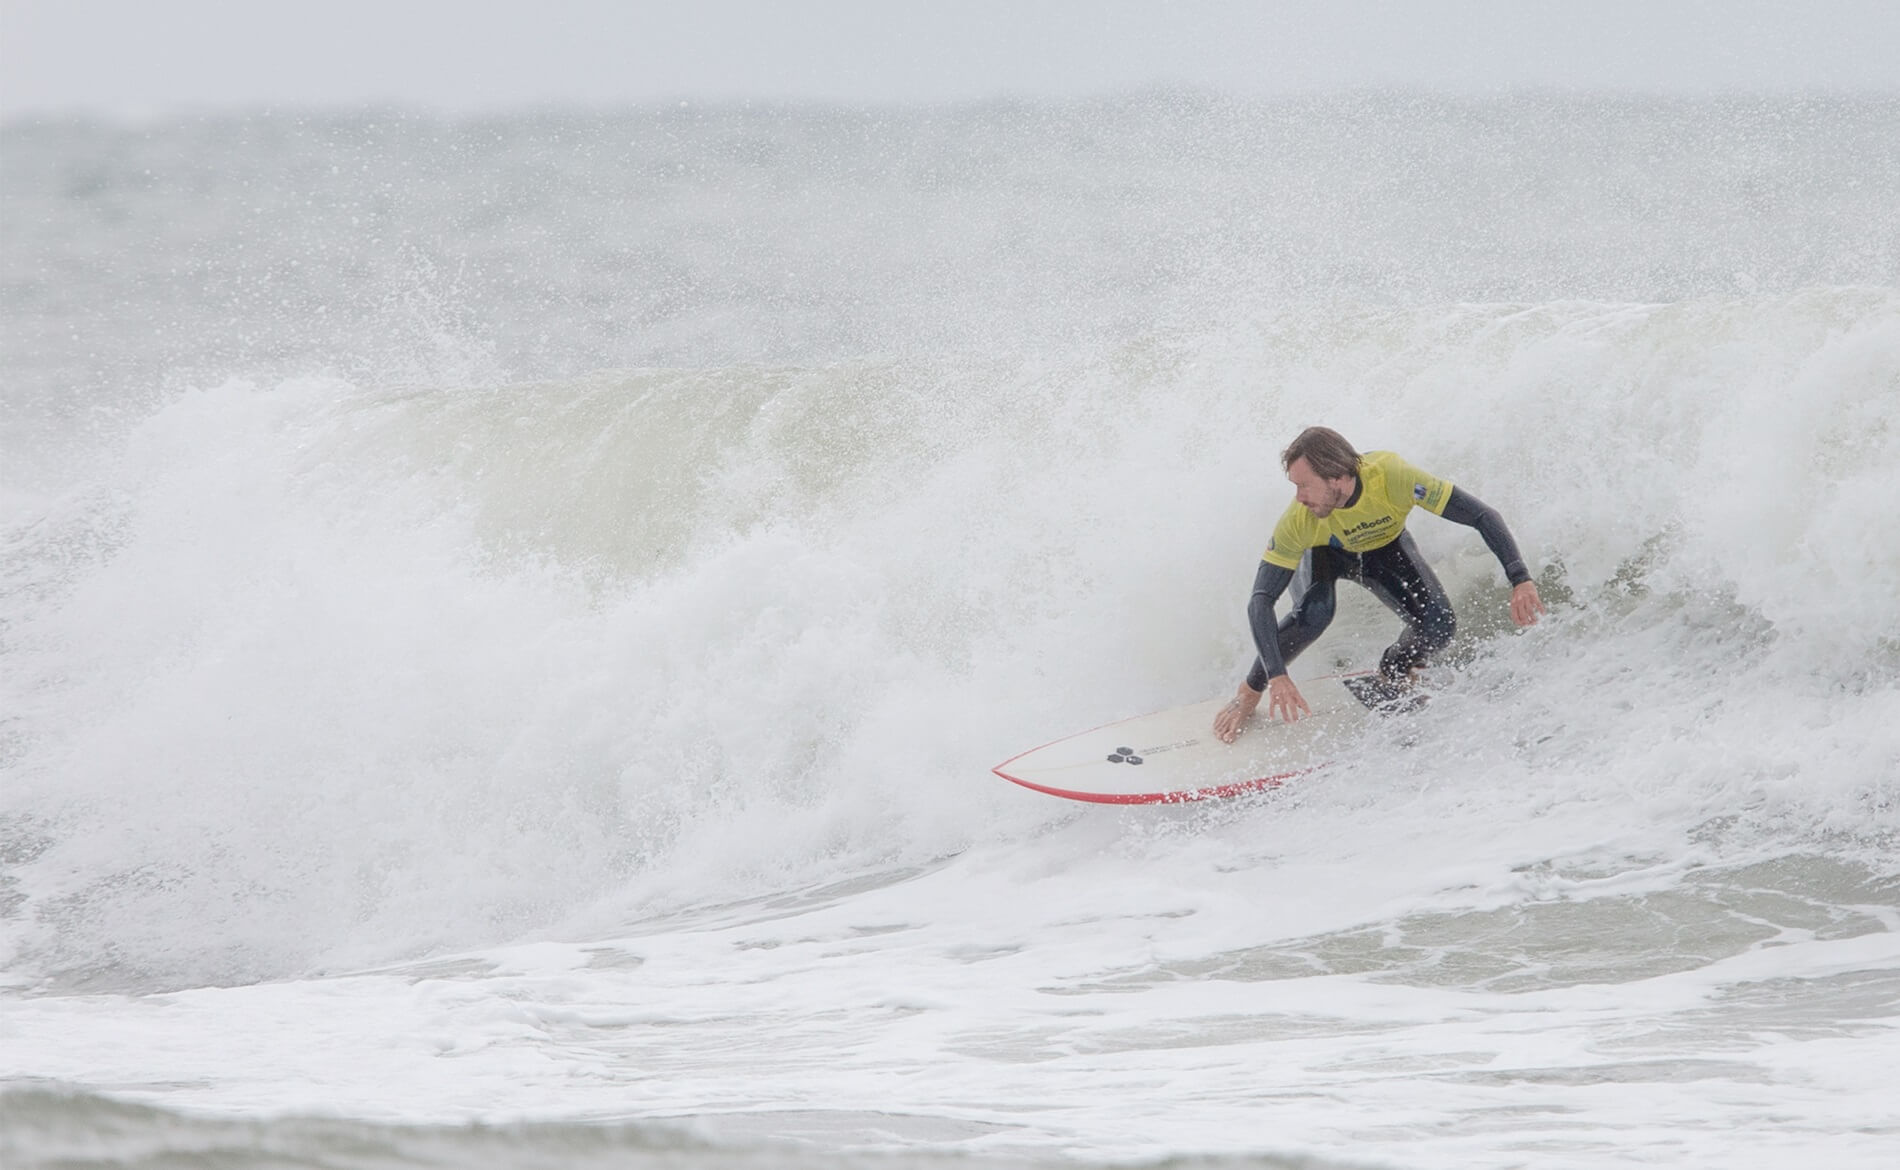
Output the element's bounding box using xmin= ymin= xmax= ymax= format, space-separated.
xmin=1214 ymin=683 xmax=1262 ymax=743
xmin=1265 ymin=675 xmax=1311 ymax=724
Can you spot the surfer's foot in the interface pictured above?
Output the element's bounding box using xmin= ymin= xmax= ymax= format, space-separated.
xmin=1214 ymin=685 xmax=1264 ymax=743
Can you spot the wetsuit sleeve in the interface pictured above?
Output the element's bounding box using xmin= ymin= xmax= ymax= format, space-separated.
xmin=1243 ymin=560 xmax=1298 ymax=692
xmin=1440 ymin=486 xmax=1532 ymax=586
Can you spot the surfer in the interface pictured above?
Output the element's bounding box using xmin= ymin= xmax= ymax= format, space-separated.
xmin=1214 ymin=426 xmax=1545 ymax=740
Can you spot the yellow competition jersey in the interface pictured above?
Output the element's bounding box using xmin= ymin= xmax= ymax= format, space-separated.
xmin=1262 ymin=451 xmax=1453 ymax=569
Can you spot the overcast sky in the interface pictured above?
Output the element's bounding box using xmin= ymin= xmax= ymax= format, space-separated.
xmin=4 ymin=0 xmax=1898 ymax=116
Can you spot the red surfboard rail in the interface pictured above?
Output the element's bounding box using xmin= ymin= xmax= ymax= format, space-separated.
xmin=990 ymin=760 xmax=1328 ymax=804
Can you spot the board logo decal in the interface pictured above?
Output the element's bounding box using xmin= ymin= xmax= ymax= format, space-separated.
xmin=1106 ymin=746 xmax=1144 ymax=765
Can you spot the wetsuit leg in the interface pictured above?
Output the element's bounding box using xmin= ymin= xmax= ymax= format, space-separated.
xmin=1275 ymin=547 xmax=1348 ymax=667
xmin=1357 ymin=531 xmax=1456 ymax=680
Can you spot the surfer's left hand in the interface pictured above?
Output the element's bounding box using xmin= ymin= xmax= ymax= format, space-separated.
xmin=1510 ymin=581 xmax=1546 ymax=627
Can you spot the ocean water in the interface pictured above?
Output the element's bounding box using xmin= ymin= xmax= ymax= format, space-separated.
xmin=3 ymin=94 xmax=1899 ymax=1169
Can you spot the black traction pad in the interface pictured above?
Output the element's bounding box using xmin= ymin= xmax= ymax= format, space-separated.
xmin=1341 ymin=673 xmax=1429 ymax=715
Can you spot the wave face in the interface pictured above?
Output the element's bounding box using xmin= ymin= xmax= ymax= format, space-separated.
xmin=3 ymin=96 xmax=1899 ymax=1169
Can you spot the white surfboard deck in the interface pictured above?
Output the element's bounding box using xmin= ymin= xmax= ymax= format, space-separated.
xmin=993 ymin=673 xmax=1379 ymax=804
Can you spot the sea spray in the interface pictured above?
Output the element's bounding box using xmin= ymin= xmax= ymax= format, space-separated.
xmin=4 ymin=292 xmax=1897 ymax=990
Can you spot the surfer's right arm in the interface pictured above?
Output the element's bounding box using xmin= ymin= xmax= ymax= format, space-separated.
xmin=1215 ymin=561 xmax=1313 ymax=742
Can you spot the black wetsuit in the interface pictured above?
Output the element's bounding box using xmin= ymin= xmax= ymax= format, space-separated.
xmin=1245 ymin=484 xmax=1531 ymax=691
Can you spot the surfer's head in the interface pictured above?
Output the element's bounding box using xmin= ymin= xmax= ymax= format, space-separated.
xmin=1282 ymin=426 xmax=1361 ymax=518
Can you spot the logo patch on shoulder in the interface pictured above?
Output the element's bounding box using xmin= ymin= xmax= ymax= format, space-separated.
xmin=1413 ymin=482 xmax=1428 ymax=501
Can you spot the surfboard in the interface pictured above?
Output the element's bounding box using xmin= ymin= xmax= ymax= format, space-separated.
xmin=992 ymin=673 xmax=1380 ymax=804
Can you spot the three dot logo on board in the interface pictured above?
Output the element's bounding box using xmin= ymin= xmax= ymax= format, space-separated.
xmin=1107 ymin=746 xmax=1143 ymax=765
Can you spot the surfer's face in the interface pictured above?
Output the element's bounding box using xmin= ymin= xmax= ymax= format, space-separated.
xmin=1287 ymin=457 xmax=1356 ymax=518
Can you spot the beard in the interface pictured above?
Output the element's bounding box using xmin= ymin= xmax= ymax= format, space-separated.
xmin=1306 ymin=482 xmax=1353 ymax=517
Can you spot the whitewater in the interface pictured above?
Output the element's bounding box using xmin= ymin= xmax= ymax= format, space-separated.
xmin=3 ymin=95 xmax=1898 ymax=1169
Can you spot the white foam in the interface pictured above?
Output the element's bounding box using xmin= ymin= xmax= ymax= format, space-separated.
xmin=4 ymin=294 xmax=1898 ymax=992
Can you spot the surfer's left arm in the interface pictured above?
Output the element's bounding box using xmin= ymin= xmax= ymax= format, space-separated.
xmin=1439 ymin=487 xmax=1546 ymax=627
